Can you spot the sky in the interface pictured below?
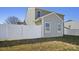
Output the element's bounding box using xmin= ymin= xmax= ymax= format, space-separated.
xmin=0 ymin=7 xmax=79 ymax=24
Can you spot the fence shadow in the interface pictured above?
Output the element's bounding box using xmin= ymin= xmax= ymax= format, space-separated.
xmin=0 ymin=35 xmax=79 ymax=47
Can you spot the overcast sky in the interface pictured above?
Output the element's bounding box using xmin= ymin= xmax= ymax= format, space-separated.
xmin=0 ymin=7 xmax=79 ymax=24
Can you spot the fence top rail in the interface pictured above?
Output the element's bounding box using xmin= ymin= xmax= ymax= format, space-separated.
xmin=0 ymin=24 xmax=42 ymax=27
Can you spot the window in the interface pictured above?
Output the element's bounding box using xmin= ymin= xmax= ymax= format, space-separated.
xmin=58 ymin=23 xmax=61 ymax=32
xmin=37 ymin=11 xmax=40 ymax=17
xmin=45 ymin=23 xmax=50 ymax=30
xmin=45 ymin=22 xmax=51 ymax=33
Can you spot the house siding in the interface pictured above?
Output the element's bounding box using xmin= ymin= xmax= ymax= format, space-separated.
xmin=42 ymin=13 xmax=63 ymax=37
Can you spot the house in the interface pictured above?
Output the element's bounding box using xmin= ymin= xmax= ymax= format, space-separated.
xmin=0 ymin=7 xmax=64 ymax=40
xmin=64 ymin=20 xmax=79 ymax=35
xmin=25 ymin=7 xmax=64 ymax=37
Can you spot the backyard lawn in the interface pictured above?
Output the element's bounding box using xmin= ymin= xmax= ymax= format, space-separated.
xmin=0 ymin=35 xmax=79 ymax=51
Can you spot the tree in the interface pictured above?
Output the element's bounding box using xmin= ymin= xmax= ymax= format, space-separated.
xmin=5 ymin=16 xmax=20 ymax=24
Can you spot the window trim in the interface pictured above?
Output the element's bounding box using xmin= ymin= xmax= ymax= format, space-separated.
xmin=57 ymin=23 xmax=61 ymax=33
xmin=44 ymin=22 xmax=51 ymax=33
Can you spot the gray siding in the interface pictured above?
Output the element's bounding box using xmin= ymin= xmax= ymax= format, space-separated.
xmin=42 ymin=13 xmax=64 ymax=37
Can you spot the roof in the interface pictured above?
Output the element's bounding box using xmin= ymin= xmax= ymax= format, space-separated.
xmin=35 ymin=8 xmax=52 ymax=14
xmin=35 ymin=8 xmax=64 ymax=20
xmin=35 ymin=12 xmax=64 ymax=23
xmin=36 ymin=8 xmax=64 ymax=16
xmin=35 ymin=8 xmax=51 ymax=19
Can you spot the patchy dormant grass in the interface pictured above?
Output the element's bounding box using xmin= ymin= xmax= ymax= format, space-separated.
xmin=0 ymin=35 xmax=79 ymax=51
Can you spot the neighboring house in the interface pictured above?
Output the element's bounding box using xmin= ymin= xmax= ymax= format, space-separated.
xmin=25 ymin=7 xmax=64 ymax=37
xmin=64 ymin=20 xmax=79 ymax=35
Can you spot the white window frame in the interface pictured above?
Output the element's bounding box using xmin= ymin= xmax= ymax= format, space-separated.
xmin=57 ymin=23 xmax=61 ymax=33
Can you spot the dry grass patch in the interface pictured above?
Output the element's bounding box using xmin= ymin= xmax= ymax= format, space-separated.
xmin=0 ymin=40 xmax=79 ymax=51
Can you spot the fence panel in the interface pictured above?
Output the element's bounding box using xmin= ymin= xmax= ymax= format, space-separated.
xmin=64 ymin=29 xmax=79 ymax=36
xmin=0 ymin=24 xmax=42 ymax=40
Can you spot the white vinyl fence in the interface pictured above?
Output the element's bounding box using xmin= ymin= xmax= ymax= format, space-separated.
xmin=64 ymin=29 xmax=79 ymax=36
xmin=0 ymin=24 xmax=42 ymax=40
